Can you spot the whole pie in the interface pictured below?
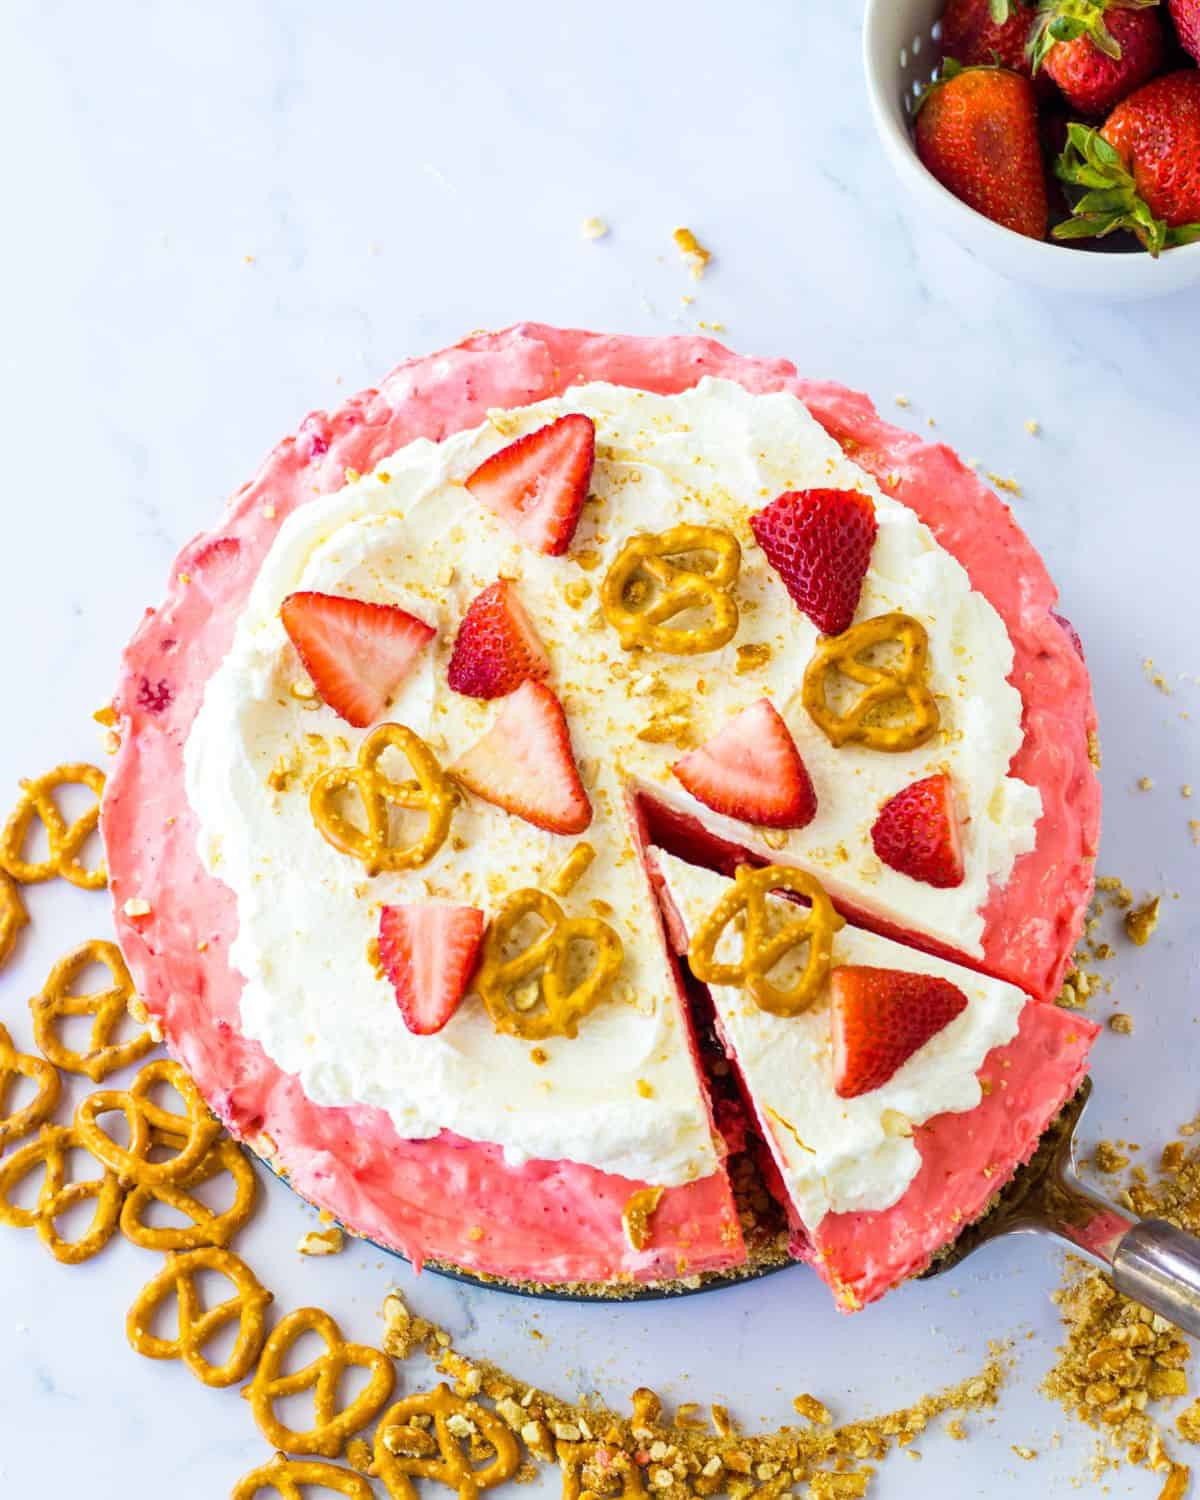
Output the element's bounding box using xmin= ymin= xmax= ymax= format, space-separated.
xmin=101 ymin=324 xmax=1101 ymax=1307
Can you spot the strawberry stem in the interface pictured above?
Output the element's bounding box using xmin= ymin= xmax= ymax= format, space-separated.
xmin=1053 ymin=121 xmax=1169 ymax=255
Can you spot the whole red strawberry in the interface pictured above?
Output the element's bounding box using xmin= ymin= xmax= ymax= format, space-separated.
xmin=749 ymin=488 xmax=877 ymax=637
xmin=1029 ymin=0 xmax=1166 ymax=117
xmin=1168 ymin=0 xmax=1200 ymax=60
xmin=914 ymin=63 xmax=1049 ymax=239
xmin=942 ymin=0 xmax=1037 ymax=73
xmin=1055 ymin=71 xmax=1200 ymax=252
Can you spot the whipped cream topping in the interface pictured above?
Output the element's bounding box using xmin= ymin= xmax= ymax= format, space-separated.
xmin=653 ymin=851 xmax=1027 ymax=1226
xmin=185 ymin=378 xmax=1039 ymax=1186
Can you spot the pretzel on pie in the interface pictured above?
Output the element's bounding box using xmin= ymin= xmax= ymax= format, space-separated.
xmin=0 ymin=1122 xmax=123 ymax=1263
xmin=310 ymin=723 xmax=455 ymax=876
xmin=801 ymin=612 xmax=940 ymax=753
xmin=0 ymin=762 xmax=107 ymax=889
xmin=231 ymin=1455 xmax=375 ymax=1500
xmin=476 ymin=888 xmax=624 ymax=1041
xmin=120 ymin=1135 xmax=258 ymax=1251
xmin=688 ymin=864 xmax=844 ymax=1017
xmin=372 ymin=1383 xmax=520 ymax=1500
xmin=126 ymin=1246 xmax=272 ymax=1387
xmin=30 ymin=938 xmax=155 ymax=1082
xmin=246 ymin=1306 xmax=396 ymax=1458
xmin=0 ymin=1022 xmax=61 ymax=1153
xmin=74 ymin=1057 xmax=221 ymax=1187
xmin=600 ymin=525 xmax=741 ymax=655
xmin=0 ymin=872 xmax=28 ymax=971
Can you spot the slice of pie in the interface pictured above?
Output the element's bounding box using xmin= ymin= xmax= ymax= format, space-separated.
xmin=100 ymin=324 xmax=1100 ymax=1300
xmin=651 ymin=850 xmax=1099 ymax=1310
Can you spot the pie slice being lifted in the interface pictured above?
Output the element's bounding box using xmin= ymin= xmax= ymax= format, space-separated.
xmin=101 ymin=324 xmax=1100 ymax=1302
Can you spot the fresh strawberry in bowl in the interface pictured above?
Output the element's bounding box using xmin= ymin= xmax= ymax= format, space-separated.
xmin=1055 ymin=70 xmax=1200 ymax=252
xmin=1028 ymin=0 xmax=1167 ymax=117
xmin=864 ymin=0 xmax=1200 ymax=293
xmin=1169 ymin=0 xmax=1200 ymax=60
xmin=914 ymin=62 xmax=1049 ymax=238
xmin=942 ymin=0 xmax=1039 ymax=73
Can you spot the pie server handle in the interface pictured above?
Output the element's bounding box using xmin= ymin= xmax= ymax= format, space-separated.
xmin=1109 ymin=1221 xmax=1200 ymax=1338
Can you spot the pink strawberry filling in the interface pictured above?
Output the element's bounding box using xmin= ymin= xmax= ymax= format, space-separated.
xmin=102 ymin=324 xmax=1098 ymax=1291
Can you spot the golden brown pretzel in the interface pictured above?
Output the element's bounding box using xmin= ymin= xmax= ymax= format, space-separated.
xmin=120 ymin=1136 xmax=258 ymax=1251
xmin=600 ymin=525 xmax=741 ymax=655
xmin=310 ymin=723 xmax=455 ymax=876
xmin=372 ymin=1383 xmax=521 ymax=1500
xmin=246 ymin=1306 xmax=395 ymax=1458
xmin=29 ymin=938 xmax=155 ymax=1082
xmin=0 ymin=872 xmax=28 ymax=970
xmin=74 ymin=1057 xmax=221 ymax=1187
xmin=476 ymin=888 xmax=624 ymax=1040
xmin=801 ymin=612 xmax=939 ymax=753
xmin=0 ymin=1122 xmax=123 ymax=1263
xmin=126 ymin=1246 xmax=272 ymax=1387
xmin=0 ymin=762 xmax=107 ymax=889
xmin=688 ymin=864 xmax=844 ymax=1017
xmin=0 ymin=1023 xmax=61 ymax=1152
xmin=231 ymin=1456 xmax=375 ymax=1500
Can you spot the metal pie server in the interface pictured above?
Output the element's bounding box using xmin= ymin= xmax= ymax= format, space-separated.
xmin=925 ymin=1079 xmax=1200 ymax=1336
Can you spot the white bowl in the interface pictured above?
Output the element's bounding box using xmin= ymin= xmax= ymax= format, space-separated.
xmin=862 ymin=0 xmax=1200 ymax=299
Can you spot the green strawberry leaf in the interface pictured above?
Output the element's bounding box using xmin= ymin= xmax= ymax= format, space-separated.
xmin=1053 ymin=119 xmax=1169 ymax=255
xmin=1167 ymin=222 xmax=1200 ymax=248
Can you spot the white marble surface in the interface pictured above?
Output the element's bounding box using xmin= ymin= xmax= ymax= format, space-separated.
xmin=1 ymin=2 xmax=1198 ymax=1496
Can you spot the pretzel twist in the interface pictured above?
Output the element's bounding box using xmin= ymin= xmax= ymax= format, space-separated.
xmin=372 ymin=1383 xmax=520 ymax=1500
xmin=246 ymin=1306 xmax=396 ymax=1458
xmin=801 ymin=612 xmax=939 ymax=753
xmin=311 ymin=724 xmax=455 ymax=876
xmin=0 ymin=1023 xmax=61 ymax=1152
xmin=688 ymin=864 xmax=844 ymax=1017
xmin=600 ymin=525 xmax=741 ymax=655
xmin=0 ymin=1123 xmax=123 ymax=1263
xmin=0 ymin=762 xmax=107 ymax=888
xmin=476 ymin=888 xmax=624 ymax=1040
xmin=30 ymin=938 xmax=155 ymax=1082
xmin=126 ymin=1246 xmax=272 ymax=1387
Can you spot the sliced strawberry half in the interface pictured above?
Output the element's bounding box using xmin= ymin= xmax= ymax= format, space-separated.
xmin=871 ymin=773 xmax=965 ymax=889
xmin=831 ymin=965 xmax=969 ymax=1099
xmin=378 ymin=903 xmax=485 ymax=1036
xmin=450 ymin=680 xmax=592 ymax=835
xmin=465 ymin=413 xmax=595 ymax=556
xmin=672 ymin=699 xmax=817 ymax=830
xmin=447 ymin=579 xmax=550 ymax=700
xmin=749 ymin=488 xmax=877 ymax=637
xmin=280 ymin=591 xmax=435 ymax=729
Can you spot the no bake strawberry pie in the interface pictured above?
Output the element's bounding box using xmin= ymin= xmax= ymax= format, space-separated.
xmin=101 ymin=325 xmax=1101 ymax=1307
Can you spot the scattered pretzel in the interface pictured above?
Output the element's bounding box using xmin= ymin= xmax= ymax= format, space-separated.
xmin=0 ymin=1122 xmax=123 ymax=1263
xmin=0 ymin=1022 xmax=61 ymax=1151
xmin=126 ymin=1246 xmax=272 ymax=1387
xmin=29 ymin=938 xmax=155 ymax=1082
xmin=310 ymin=723 xmax=455 ymax=876
xmin=688 ymin=864 xmax=844 ymax=1017
xmin=372 ymin=1383 xmax=520 ymax=1500
xmin=600 ymin=525 xmax=741 ymax=655
xmin=0 ymin=762 xmax=107 ymax=889
xmin=120 ymin=1136 xmax=258 ymax=1251
xmin=232 ymin=1455 xmax=375 ymax=1500
xmin=0 ymin=871 xmax=28 ymax=970
xmin=75 ymin=1056 xmax=221 ymax=1187
xmin=476 ymin=887 xmax=624 ymax=1040
xmin=246 ymin=1306 xmax=395 ymax=1458
xmin=801 ymin=612 xmax=939 ymax=753
xmin=558 ymin=1441 xmax=648 ymax=1500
